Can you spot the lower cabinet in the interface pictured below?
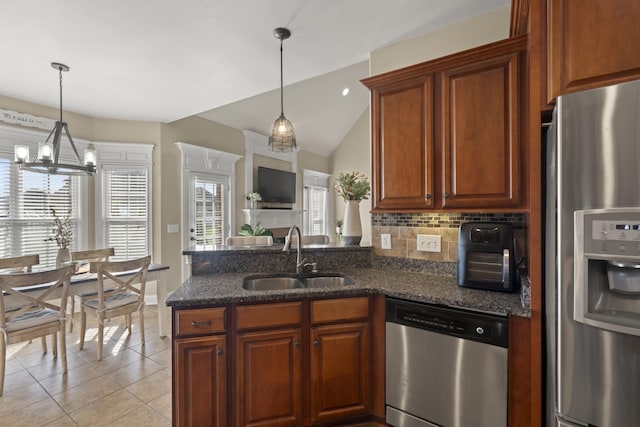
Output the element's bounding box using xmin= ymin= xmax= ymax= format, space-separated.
xmin=172 ymin=297 xmax=375 ymax=426
xmin=173 ymin=308 xmax=227 ymax=427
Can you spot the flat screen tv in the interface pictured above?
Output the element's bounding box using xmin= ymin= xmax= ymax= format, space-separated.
xmin=257 ymin=166 xmax=296 ymax=203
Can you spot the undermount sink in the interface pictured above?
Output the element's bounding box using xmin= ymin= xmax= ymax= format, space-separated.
xmin=242 ymin=273 xmax=354 ymax=291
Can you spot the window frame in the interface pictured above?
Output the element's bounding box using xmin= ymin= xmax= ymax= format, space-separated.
xmin=94 ymin=142 xmax=154 ymax=260
xmin=0 ymin=124 xmax=90 ymax=265
xmin=302 ymin=169 xmax=331 ymax=237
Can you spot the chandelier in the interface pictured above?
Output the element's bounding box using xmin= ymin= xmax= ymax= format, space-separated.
xmin=268 ymin=27 xmax=297 ymax=152
xmin=14 ymin=62 xmax=96 ymax=176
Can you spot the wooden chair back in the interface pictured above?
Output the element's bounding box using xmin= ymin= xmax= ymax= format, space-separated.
xmin=0 ymin=254 xmax=40 ymax=273
xmin=72 ymin=248 xmax=114 ymax=263
xmin=0 ymin=265 xmax=75 ymax=328
xmin=226 ymin=236 xmax=273 ymax=246
xmin=89 ymin=255 xmax=151 ymax=309
xmin=286 ymin=234 xmax=330 ymax=245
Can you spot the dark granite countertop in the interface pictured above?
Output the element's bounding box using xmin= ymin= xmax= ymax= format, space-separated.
xmin=166 ymin=267 xmax=529 ymax=317
xmin=182 ymin=243 xmax=372 ymax=254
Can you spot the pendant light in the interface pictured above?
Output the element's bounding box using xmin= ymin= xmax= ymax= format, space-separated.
xmin=14 ymin=62 xmax=97 ymax=176
xmin=268 ymin=27 xmax=297 ymax=152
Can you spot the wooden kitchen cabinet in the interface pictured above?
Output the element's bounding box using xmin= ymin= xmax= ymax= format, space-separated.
xmin=441 ymin=51 xmax=521 ymax=208
xmin=363 ymin=35 xmax=526 ymax=212
xmin=369 ymin=76 xmax=434 ymax=210
xmin=234 ymin=297 xmax=373 ymax=426
xmin=173 ymin=308 xmax=227 ymax=427
xmin=233 ymin=301 xmax=303 ymax=426
xmin=548 ymin=0 xmax=640 ymax=101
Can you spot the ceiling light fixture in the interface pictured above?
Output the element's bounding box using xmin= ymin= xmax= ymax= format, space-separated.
xmin=268 ymin=27 xmax=296 ymax=152
xmin=342 ymin=88 xmax=350 ymax=96
xmin=14 ymin=62 xmax=96 ymax=176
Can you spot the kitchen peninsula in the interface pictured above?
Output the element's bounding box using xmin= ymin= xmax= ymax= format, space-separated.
xmin=169 ymin=244 xmax=529 ymax=426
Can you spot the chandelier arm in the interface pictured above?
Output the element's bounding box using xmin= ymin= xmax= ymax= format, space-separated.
xmin=52 ymin=122 xmax=63 ymax=163
xmin=62 ymin=123 xmax=83 ymax=163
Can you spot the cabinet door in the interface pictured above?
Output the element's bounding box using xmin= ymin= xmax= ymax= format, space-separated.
xmin=441 ymin=52 xmax=521 ymax=209
xmin=235 ymin=328 xmax=303 ymax=427
xmin=371 ymin=77 xmax=434 ymax=210
xmin=548 ymin=0 xmax=640 ymax=100
xmin=310 ymin=322 xmax=371 ymax=423
xmin=174 ymin=335 xmax=227 ymax=427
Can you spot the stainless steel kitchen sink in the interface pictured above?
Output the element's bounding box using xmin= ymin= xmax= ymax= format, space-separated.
xmin=242 ymin=272 xmax=354 ymax=291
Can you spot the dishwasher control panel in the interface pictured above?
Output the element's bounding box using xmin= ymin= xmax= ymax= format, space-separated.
xmin=386 ymin=297 xmax=508 ymax=347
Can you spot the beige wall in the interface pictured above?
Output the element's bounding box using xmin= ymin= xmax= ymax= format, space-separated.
xmin=370 ymin=6 xmax=511 ymax=75
xmin=330 ymin=110 xmax=371 ymax=244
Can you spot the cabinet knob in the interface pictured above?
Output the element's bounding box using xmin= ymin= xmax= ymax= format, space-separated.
xmin=425 ymin=194 xmax=431 ymax=200
xmin=313 ymin=340 xmax=319 ymax=346
xmin=294 ymin=341 xmax=301 ymax=348
xmin=217 ymin=349 xmax=224 ymax=356
xmin=444 ymin=193 xmax=450 ymax=199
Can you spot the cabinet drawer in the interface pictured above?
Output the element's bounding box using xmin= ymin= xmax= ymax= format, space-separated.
xmin=235 ymin=302 xmax=303 ymax=330
xmin=311 ymin=297 xmax=370 ymax=324
xmin=175 ymin=307 xmax=226 ymax=337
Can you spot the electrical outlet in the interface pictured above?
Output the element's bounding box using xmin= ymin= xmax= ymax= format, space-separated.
xmin=381 ymin=233 xmax=391 ymax=249
xmin=417 ymin=234 xmax=441 ymax=252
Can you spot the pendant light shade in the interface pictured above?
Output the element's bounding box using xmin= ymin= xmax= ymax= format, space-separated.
xmin=268 ymin=27 xmax=296 ymax=152
xmin=14 ymin=62 xmax=97 ymax=176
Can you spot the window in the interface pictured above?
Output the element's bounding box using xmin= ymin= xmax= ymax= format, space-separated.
xmin=95 ymin=143 xmax=153 ymax=261
xmin=303 ymin=185 xmax=328 ymax=235
xmin=302 ymin=169 xmax=331 ymax=236
xmin=0 ymin=125 xmax=88 ymax=268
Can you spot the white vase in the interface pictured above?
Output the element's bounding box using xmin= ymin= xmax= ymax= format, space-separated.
xmin=342 ymin=200 xmax=362 ymax=245
xmin=56 ymin=247 xmax=71 ymax=267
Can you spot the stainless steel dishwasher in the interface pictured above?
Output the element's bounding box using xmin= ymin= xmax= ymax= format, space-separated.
xmin=385 ymin=298 xmax=509 ymax=427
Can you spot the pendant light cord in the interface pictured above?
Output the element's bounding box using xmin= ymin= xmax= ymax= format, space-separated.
xmin=279 ymin=38 xmax=284 ymax=116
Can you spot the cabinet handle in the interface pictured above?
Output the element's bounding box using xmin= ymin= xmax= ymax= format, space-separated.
xmin=217 ymin=349 xmax=224 ymax=356
xmin=425 ymin=193 xmax=431 ymax=200
xmin=313 ymin=340 xmax=319 ymax=346
xmin=444 ymin=193 xmax=450 ymax=199
xmin=191 ymin=320 xmax=212 ymax=327
xmin=294 ymin=341 xmax=301 ymax=348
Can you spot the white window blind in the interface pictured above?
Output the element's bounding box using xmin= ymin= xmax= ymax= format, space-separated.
xmin=102 ymin=167 xmax=150 ymax=260
xmin=303 ymin=185 xmax=328 ymax=235
xmin=0 ymin=157 xmax=81 ymax=268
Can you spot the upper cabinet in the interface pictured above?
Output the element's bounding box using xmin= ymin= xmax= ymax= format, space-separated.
xmin=548 ymin=0 xmax=640 ymax=100
xmin=363 ymin=36 xmax=527 ymax=212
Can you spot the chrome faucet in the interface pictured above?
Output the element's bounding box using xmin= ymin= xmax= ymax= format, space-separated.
xmin=283 ymin=225 xmax=306 ymax=274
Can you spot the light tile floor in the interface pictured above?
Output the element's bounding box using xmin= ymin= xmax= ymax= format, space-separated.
xmin=0 ymin=305 xmax=173 ymax=426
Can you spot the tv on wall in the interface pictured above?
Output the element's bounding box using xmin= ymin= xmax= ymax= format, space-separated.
xmin=257 ymin=166 xmax=296 ymax=203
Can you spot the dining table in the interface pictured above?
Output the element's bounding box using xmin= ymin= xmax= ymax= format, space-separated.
xmin=2 ymin=262 xmax=171 ymax=337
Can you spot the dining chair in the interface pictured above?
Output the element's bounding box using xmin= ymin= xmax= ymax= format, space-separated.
xmin=0 ymin=254 xmax=52 ymax=352
xmin=0 ymin=265 xmax=74 ymax=396
xmin=285 ymin=234 xmax=330 ymax=245
xmin=68 ymin=248 xmax=115 ymax=332
xmin=226 ymin=236 xmax=274 ymax=246
xmin=0 ymin=254 xmax=40 ymax=273
xmin=78 ymin=255 xmax=151 ymax=361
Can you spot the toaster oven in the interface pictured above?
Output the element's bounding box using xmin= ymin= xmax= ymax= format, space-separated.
xmin=457 ymin=222 xmax=517 ymax=292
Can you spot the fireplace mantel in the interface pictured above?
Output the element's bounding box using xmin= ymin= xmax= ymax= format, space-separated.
xmin=242 ymin=209 xmax=302 ymax=230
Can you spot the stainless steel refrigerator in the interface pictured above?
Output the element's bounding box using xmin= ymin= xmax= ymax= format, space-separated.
xmin=546 ymin=79 xmax=640 ymax=427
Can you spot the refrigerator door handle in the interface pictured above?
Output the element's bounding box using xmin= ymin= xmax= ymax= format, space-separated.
xmin=502 ymin=249 xmax=510 ymax=289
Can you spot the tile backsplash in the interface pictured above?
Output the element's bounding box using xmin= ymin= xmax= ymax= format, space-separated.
xmin=371 ymin=212 xmax=526 ymax=263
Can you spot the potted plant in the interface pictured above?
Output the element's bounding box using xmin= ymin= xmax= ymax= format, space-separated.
xmin=45 ymin=208 xmax=73 ymax=266
xmin=239 ymin=222 xmax=273 ymax=237
xmin=246 ymin=192 xmax=262 ymax=209
xmin=336 ymin=219 xmax=343 ymax=241
xmin=334 ymin=171 xmax=370 ymax=245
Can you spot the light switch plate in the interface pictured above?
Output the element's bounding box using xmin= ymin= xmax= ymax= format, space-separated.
xmin=417 ymin=234 xmax=441 ymax=252
xmin=381 ymin=233 xmax=391 ymax=249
